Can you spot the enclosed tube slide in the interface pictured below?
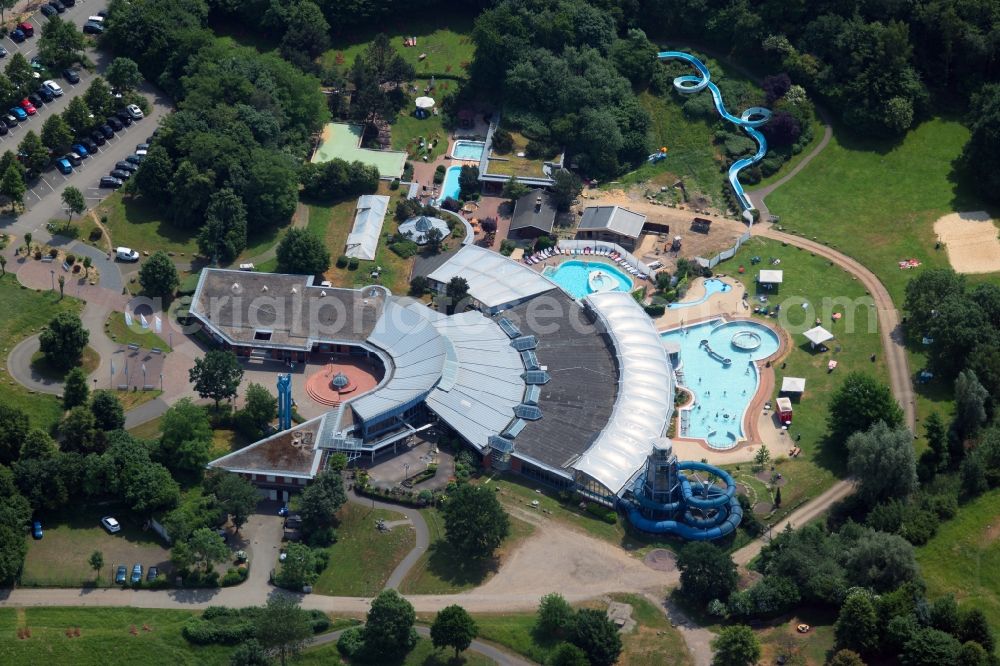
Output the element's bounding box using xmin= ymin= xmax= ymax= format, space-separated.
xmin=657 ymin=51 xmax=771 ymax=212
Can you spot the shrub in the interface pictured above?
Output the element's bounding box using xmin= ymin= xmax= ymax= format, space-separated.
xmin=499 ymin=239 xmax=516 ymax=256
xmin=584 ymin=503 xmax=618 ymax=524
xmin=644 ymin=304 xmax=665 ymax=317
xmin=337 ymin=626 xmax=366 ymax=657
xmin=410 ymin=275 xmax=429 ymax=295
xmin=347 ymin=258 xmax=359 ymax=270
xmin=34 ymin=249 xmax=41 ymax=259
xmin=49 ymin=247 xmax=58 ymax=258
xmin=335 ymin=255 xmax=348 ymax=268
xmin=89 ymin=227 xmax=102 ymax=241
xmin=307 ymin=610 xmax=331 ymax=633
xmin=390 ymin=240 xmax=419 ymax=258
xmin=306 ymin=526 xmax=337 ymax=547
xmin=181 ymin=617 xmax=255 ymax=645
xmin=221 ymin=570 xmax=244 ymax=587
xmin=390 ymin=178 xmax=400 ymax=190
xmin=65 ymin=253 xmax=75 ymax=265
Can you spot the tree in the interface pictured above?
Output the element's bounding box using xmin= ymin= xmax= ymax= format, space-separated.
xmin=828 ymin=650 xmax=866 ymax=666
xmin=754 ymin=444 xmax=770 ymax=470
xmin=924 ymin=411 xmax=949 ymax=470
xmin=230 ymin=638 xmax=272 ymax=666
xmin=41 ymin=114 xmax=74 ymax=154
xmin=58 ymin=275 xmax=65 ymax=300
xmin=60 ymin=406 xmax=101 ymax=454
xmin=0 ymin=523 xmax=27 ymax=584
xmin=198 ymin=188 xmax=248 ymax=262
xmin=901 ymin=628 xmax=962 ymax=666
xmin=547 ymin=643 xmax=589 ymax=666
xmin=847 ymin=422 xmax=917 ymax=506
xmin=961 ymin=455 xmax=989 ymax=497
xmin=63 ymin=96 xmax=96 ymax=135
xmin=0 ymin=404 xmax=30 ymax=465
xmin=431 ymin=605 xmax=478 ymax=659
xmin=105 ymin=57 xmax=142 ymax=93
xmin=83 ymin=77 xmax=114 ymax=118
xmin=63 ymin=367 xmax=90 ymax=409
xmin=139 ymin=251 xmax=179 ymax=299
xmin=276 ymin=228 xmax=330 ymax=276
xmin=959 ymin=641 xmax=989 ymax=666
xmin=458 ymin=165 xmax=480 ymax=200
xmin=774 ymin=486 xmax=782 ymax=507
xmin=0 ymin=163 xmax=25 ymax=211
xmin=363 ymin=590 xmax=417 ymax=660
xmin=188 ymin=351 xmax=244 ymax=409
xmin=929 ymin=595 xmax=960 ymax=634
xmin=298 ymin=470 xmax=346 ymax=535
xmin=5 ymin=53 xmax=33 ymax=94
xmin=444 ymin=276 xmax=470 ymax=315
xmin=277 ymin=1 xmax=330 ymax=61
xmin=17 ymin=130 xmax=48 ymax=175
xmin=0 ymin=0 xmax=14 ymax=24
xmin=0 ymin=255 xmax=6 ymax=276
xmin=38 ymin=16 xmax=86 ymax=70
xmin=20 ymin=429 xmax=58 ymax=460
xmin=212 ymin=473 xmax=259 ymax=534
xmin=89 ymin=550 xmax=104 ymax=581
xmin=958 ymin=608 xmax=994 ymax=653
xmin=551 ymin=169 xmax=582 ymax=212
xmin=835 ymin=592 xmax=880 ymax=654
xmin=962 ymin=84 xmax=1000 ymax=204
xmin=570 ymin=609 xmax=622 ymax=666
xmin=243 ymin=155 xmax=299 ymax=231
xmin=133 ymin=146 xmax=175 ymax=200
xmin=255 ymin=595 xmax=313 ymax=666
xmin=677 ymin=541 xmax=738 ymax=605
xmin=537 ymin=593 xmax=576 ymax=637
xmin=61 ymin=186 xmax=86 ymax=224
xmin=275 ymin=542 xmax=318 ymax=590
xmin=611 ymin=29 xmax=657 ymax=87
xmin=711 ymin=625 xmax=760 ymax=666
xmin=954 ymin=369 xmax=988 ymax=441
xmin=40 ymin=312 xmax=89 ymax=372
xmin=501 ymin=178 xmax=531 ymax=202
xmin=158 ymin=398 xmax=213 ymax=477
xmin=239 ymin=383 xmax=277 ymax=438
xmin=441 ymin=483 xmax=510 ymax=560
xmin=844 ymin=530 xmax=919 ymax=592
xmin=827 ymin=372 xmax=903 ymax=444
xmin=90 ymin=391 xmax=125 ymax=431
xmin=184 ymin=527 xmax=230 ymax=572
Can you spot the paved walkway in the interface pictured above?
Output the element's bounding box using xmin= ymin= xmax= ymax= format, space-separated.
xmin=345 ymin=489 xmax=430 ymax=591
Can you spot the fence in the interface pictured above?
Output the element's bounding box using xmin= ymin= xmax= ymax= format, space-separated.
xmin=695 ymin=231 xmax=752 ymax=270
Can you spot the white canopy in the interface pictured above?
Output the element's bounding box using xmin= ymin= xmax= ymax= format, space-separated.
xmin=345 ymin=195 xmax=389 ymax=261
xmin=781 ymin=377 xmax=806 ymax=393
xmin=758 ymin=269 xmax=784 ymax=284
xmin=415 ymin=96 xmax=435 ymax=109
xmin=803 ymin=326 xmax=833 ymax=346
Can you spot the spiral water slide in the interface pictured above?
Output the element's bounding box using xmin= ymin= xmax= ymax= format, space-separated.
xmin=624 ymin=461 xmax=743 ymax=541
xmin=657 ymin=51 xmax=771 ymax=213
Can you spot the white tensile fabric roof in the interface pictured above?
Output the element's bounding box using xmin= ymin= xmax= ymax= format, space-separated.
xmin=572 ymin=290 xmax=673 ymax=495
xmin=758 ymin=269 xmax=783 ymax=284
xmin=427 ymin=244 xmax=557 ymax=309
xmin=345 ymin=195 xmax=390 ymax=261
xmin=781 ymin=376 xmax=806 ymax=393
xmin=803 ymin=325 xmax=834 ymax=345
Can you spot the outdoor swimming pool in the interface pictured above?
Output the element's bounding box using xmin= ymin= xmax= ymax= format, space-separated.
xmin=439 ymin=165 xmax=462 ymax=202
xmin=668 ymin=278 xmax=732 ymax=309
xmin=452 ymin=140 xmax=485 ymax=161
xmin=544 ymin=260 xmax=634 ymax=300
xmin=661 ymin=319 xmax=780 ymax=449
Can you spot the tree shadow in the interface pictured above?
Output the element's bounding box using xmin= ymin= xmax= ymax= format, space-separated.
xmin=422 ymin=541 xmax=498 ymax=588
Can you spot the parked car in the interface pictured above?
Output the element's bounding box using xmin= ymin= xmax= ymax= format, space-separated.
xmin=9 ymin=107 xmax=26 ymax=121
xmin=65 ymin=153 xmax=81 ymax=167
xmin=36 ymin=87 xmax=54 ymax=103
xmin=71 ymin=143 xmax=89 ymax=158
xmin=90 ymin=130 xmax=106 ymax=146
xmin=83 ymin=21 xmax=103 ymax=35
xmin=106 ymin=117 xmax=123 ymax=131
xmin=10 ymin=29 xmax=25 ymax=43
xmin=27 ymin=93 xmax=43 ymax=108
xmin=98 ymin=124 xmax=114 ymax=139
xmin=115 ymin=109 xmax=132 ymax=126
xmin=115 ymin=565 xmax=127 ymax=584
xmin=109 ymin=168 xmax=130 ymax=180
xmin=0 ymin=123 xmax=8 ymax=136
xmin=278 ymin=504 xmax=289 ymax=517
xmin=43 ymin=80 xmax=63 ymax=97
xmin=30 ymin=56 xmax=44 ymax=71
xmin=115 ymin=246 xmax=139 ymax=261
xmin=19 ymin=22 xmax=34 ymax=38
xmin=115 ymin=160 xmax=138 ymax=173
xmin=40 ymin=4 xmax=56 ymax=17
xmin=56 ymin=158 xmax=72 ymax=174
xmin=32 ymin=521 xmax=42 ymax=539
xmin=99 ymin=175 xmax=123 ymax=188
xmin=49 ymin=1 xmax=66 ymax=13
xmin=130 ymin=564 xmax=142 ymax=584
xmin=62 ymin=0 xmax=75 ymax=6
xmin=3 ymin=114 xmax=18 ymax=128
xmin=135 ymin=143 xmax=149 ymax=155
xmin=62 ymin=68 xmax=80 ymax=84
xmin=101 ymin=516 xmax=121 ymax=533
xmin=78 ymin=138 xmax=96 ymax=154
xmin=125 ymin=154 xmax=143 ymax=166
xmin=20 ymin=99 xmax=36 ymax=115
xmin=126 ymin=104 xmax=144 ymax=120
xmin=0 ymin=47 xmax=7 ymax=58
xmin=147 ymin=566 xmax=158 ymax=581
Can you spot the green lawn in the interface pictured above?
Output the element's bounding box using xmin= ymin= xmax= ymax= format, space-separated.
xmin=754 ymin=116 xmax=827 ymax=188
xmin=917 ymin=488 xmax=1000 ymax=628
xmin=0 ymin=607 xmax=232 ymax=666
xmin=764 ymin=117 xmax=991 ymax=305
xmin=299 ymin=636 xmax=495 ymax=666
xmin=755 ymin=607 xmax=837 ymax=665
xmin=391 ymin=79 xmax=458 ymax=161
xmin=104 ymin=311 xmax=172 ymax=352
xmin=30 ymin=345 xmax=99 ymax=382
xmin=311 ymin=502 xmax=415 ymax=596
xmin=399 ymin=509 xmax=535 ymax=595
xmin=485 ymin=132 xmax=555 ymax=179
xmin=0 ymin=272 xmax=83 ymax=431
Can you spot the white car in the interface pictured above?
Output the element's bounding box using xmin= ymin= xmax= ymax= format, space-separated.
xmin=101 ymin=516 xmax=121 ymax=533
xmin=43 ymin=80 xmax=63 ymax=97
xmin=115 ymin=247 xmax=140 ymax=262
xmin=126 ymin=104 xmax=144 ymax=120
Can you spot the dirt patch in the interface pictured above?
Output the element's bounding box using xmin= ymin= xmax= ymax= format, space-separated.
xmin=753 ymin=501 xmax=774 ymax=516
xmin=643 ymin=549 xmax=677 ymax=572
xmin=934 ymin=211 xmax=1000 ymax=274
xmin=982 ymin=521 xmax=1000 ymax=544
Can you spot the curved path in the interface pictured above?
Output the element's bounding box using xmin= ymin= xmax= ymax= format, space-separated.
xmin=7 ymin=335 xmax=63 ymax=395
xmin=345 ymin=489 xmax=430 ymax=591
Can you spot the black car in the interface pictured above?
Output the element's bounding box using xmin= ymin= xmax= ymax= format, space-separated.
xmin=107 ymin=117 xmax=123 ymax=131
xmin=27 ymin=93 xmax=43 ymax=107
xmin=0 ymin=124 xmax=8 ymax=136
xmin=110 ymin=169 xmax=130 ymax=180
xmin=3 ymin=114 xmax=18 ymax=128
xmin=125 ymin=154 xmax=143 ymax=166
xmin=98 ymin=124 xmax=114 ymax=139
xmin=115 ymin=160 xmax=138 ymax=173
xmin=99 ymin=176 xmax=122 ymax=188
xmin=115 ymin=109 xmax=132 ymax=126
xmin=50 ymin=0 xmax=66 ymax=11
xmin=78 ymin=138 xmax=96 ymax=153
xmin=36 ymin=87 xmax=53 ymax=103
xmin=62 ymin=68 xmax=80 ymax=84
xmin=61 ymin=0 xmax=75 ymax=5
xmin=90 ymin=130 xmax=106 ymax=146
xmin=83 ymin=21 xmax=103 ymax=35
xmin=147 ymin=566 xmax=158 ymax=582
xmin=40 ymin=4 xmax=56 ymax=16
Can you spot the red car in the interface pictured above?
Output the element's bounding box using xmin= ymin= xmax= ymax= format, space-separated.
xmin=18 ymin=22 xmax=33 ymax=37
xmin=20 ymin=99 xmax=36 ymax=115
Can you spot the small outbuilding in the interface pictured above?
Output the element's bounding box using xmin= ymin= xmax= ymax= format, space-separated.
xmin=399 ymin=215 xmax=451 ymax=245
xmin=509 ymin=189 xmax=557 ymax=239
xmin=576 ymin=205 xmax=647 ymax=252
xmin=803 ymin=325 xmax=834 ymax=349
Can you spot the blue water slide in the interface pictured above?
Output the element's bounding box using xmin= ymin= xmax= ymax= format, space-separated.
xmin=677 ymin=460 xmax=737 ymax=509
xmin=625 ymin=495 xmax=743 ymax=541
xmin=657 ymin=51 xmax=771 ymax=213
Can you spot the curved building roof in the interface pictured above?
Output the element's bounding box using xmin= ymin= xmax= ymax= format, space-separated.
xmin=346 ymin=195 xmax=390 ymax=261
xmin=572 ymin=291 xmax=673 ymax=495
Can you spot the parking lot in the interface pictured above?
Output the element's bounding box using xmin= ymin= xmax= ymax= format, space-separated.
xmin=0 ymin=0 xmax=172 ymax=214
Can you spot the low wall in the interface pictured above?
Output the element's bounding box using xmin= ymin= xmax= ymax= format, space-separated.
xmin=556 ymin=239 xmax=653 ymax=278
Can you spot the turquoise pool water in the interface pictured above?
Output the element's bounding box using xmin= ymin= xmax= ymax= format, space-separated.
xmin=661 ymin=319 xmax=780 ymax=449
xmin=452 ymin=140 xmax=485 ymax=160
xmin=439 ymin=165 xmax=462 ymax=202
xmin=668 ymin=278 xmax=732 ymax=309
xmin=544 ymin=260 xmax=634 ymax=299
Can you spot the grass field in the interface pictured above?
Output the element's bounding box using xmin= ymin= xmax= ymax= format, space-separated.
xmin=30 ymin=345 xmax=99 ymax=381
xmin=917 ymin=488 xmax=1000 ymax=628
xmin=104 ymin=312 xmax=172 ymax=352
xmin=399 ymin=509 xmax=534 ymax=595
xmin=21 ymin=505 xmax=170 ymax=588
xmin=391 ymin=79 xmax=458 ymax=161
xmin=0 ymin=607 xmax=232 ymax=666
xmin=299 ymin=636 xmax=495 ymax=666
xmin=0 ymin=272 xmax=83 ymax=431
xmin=311 ymin=502 xmax=415 ymax=596
xmin=127 ymin=414 xmax=163 ymax=440
xmin=756 ymin=607 xmax=837 ymax=665
xmin=764 ymin=117 xmax=991 ymax=305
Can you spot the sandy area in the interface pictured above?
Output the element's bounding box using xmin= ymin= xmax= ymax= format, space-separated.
xmin=934 ymin=211 xmax=1000 ymax=274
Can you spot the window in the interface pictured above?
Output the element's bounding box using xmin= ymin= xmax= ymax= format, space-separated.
xmin=253 ymin=330 xmax=272 ymax=341
xmin=298 ymin=477 xmax=307 ymax=485
xmin=266 ymin=474 xmax=275 ymax=482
